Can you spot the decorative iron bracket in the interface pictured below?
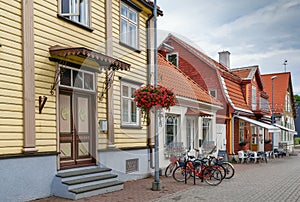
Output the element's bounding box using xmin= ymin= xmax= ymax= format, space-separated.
xmin=39 ymin=96 xmax=48 ymax=114
xmin=99 ymin=70 xmax=115 ymax=102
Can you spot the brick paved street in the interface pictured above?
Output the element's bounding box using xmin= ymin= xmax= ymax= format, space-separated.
xmin=34 ymin=155 xmax=300 ymax=202
xmin=153 ymin=155 xmax=300 ymax=202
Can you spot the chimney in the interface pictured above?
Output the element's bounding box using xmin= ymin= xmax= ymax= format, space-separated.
xmin=218 ymin=51 xmax=230 ymax=68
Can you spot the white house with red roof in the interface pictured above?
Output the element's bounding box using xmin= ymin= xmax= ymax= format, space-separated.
xmin=157 ymin=54 xmax=223 ymax=168
xmin=158 ymin=34 xmax=280 ymax=156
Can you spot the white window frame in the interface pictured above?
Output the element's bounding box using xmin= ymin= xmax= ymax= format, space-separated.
xmin=286 ymin=92 xmax=291 ymax=112
xmin=120 ymin=2 xmax=139 ymax=49
xmin=59 ymin=65 xmax=95 ymax=92
xmin=165 ymin=115 xmax=179 ymax=146
xmin=121 ymin=81 xmax=140 ymax=127
xmin=239 ymin=120 xmax=245 ymax=142
xmin=209 ymin=90 xmax=217 ymax=98
xmin=166 ymin=52 xmax=178 ymax=67
xmin=59 ymin=0 xmax=90 ymax=26
xmin=202 ymin=118 xmax=211 ymax=142
xmin=252 ymin=86 xmax=257 ymax=110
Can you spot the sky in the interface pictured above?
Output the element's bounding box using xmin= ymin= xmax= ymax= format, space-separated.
xmin=156 ymin=0 xmax=300 ymax=95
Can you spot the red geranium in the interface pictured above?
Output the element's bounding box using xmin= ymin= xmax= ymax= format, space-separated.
xmin=134 ymin=84 xmax=176 ymax=125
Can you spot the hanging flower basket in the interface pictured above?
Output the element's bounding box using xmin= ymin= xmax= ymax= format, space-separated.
xmin=134 ymin=84 xmax=176 ymax=125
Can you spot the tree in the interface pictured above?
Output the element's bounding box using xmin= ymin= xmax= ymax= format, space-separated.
xmin=295 ymin=94 xmax=300 ymax=107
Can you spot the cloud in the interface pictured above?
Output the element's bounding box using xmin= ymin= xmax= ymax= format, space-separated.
xmin=157 ymin=0 xmax=300 ymax=94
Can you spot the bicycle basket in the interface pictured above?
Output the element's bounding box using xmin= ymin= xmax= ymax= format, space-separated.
xmin=169 ymin=156 xmax=178 ymax=163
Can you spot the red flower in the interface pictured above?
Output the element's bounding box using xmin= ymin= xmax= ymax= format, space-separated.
xmin=134 ymin=84 xmax=176 ymax=125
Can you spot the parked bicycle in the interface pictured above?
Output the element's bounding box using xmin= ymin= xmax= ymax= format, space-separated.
xmin=172 ymin=155 xmax=223 ymax=186
xmin=165 ymin=154 xmax=181 ymax=177
xmin=206 ymin=155 xmax=235 ymax=179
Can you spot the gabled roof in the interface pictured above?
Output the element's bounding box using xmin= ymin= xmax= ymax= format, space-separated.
xmin=231 ymin=66 xmax=257 ymax=80
xmin=220 ymin=76 xmax=252 ymax=113
xmin=261 ymin=72 xmax=294 ymax=114
xmin=231 ymin=65 xmax=265 ymax=90
xmin=158 ymin=34 xmax=229 ymax=72
xmin=158 ymin=54 xmax=222 ymax=107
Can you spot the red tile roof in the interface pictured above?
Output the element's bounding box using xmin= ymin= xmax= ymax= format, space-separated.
xmin=159 ymin=34 xmax=229 ymax=72
xmin=261 ymin=72 xmax=291 ymax=114
xmin=221 ymin=76 xmax=251 ymax=112
xmin=158 ymin=54 xmax=222 ymax=106
xmin=231 ymin=67 xmax=257 ymax=79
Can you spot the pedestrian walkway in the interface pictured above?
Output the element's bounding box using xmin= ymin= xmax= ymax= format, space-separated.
xmin=33 ymin=156 xmax=299 ymax=202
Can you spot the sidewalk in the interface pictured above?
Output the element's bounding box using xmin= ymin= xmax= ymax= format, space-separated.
xmin=33 ymin=161 xmax=265 ymax=202
xmin=33 ymin=164 xmax=272 ymax=202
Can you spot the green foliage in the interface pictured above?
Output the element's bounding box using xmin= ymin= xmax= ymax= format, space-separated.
xmin=294 ymin=137 xmax=300 ymax=145
xmin=294 ymin=95 xmax=300 ymax=106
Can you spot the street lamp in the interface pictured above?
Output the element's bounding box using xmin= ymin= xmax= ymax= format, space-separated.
xmin=271 ymin=75 xmax=277 ymax=151
xmin=152 ymin=0 xmax=161 ymax=191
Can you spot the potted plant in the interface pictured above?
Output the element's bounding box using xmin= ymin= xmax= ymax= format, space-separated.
xmin=264 ymin=140 xmax=271 ymax=144
xmin=134 ymin=84 xmax=176 ymax=125
xmin=239 ymin=141 xmax=247 ymax=147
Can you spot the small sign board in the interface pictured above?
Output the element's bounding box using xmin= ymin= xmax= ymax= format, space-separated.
xmin=217 ymin=150 xmax=228 ymax=162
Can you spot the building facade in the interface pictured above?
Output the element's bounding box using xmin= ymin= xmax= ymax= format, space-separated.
xmin=157 ymin=54 xmax=222 ymax=168
xmin=262 ymin=72 xmax=297 ymax=151
xmin=0 ymin=0 xmax=162 ymax=201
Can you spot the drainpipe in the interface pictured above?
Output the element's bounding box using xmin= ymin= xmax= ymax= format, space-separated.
xmin=146 ymin=13 xmax=154 ymax=169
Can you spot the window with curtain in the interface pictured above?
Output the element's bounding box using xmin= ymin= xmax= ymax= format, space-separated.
xmin=239 ymin=120 xmax=245 ymax=142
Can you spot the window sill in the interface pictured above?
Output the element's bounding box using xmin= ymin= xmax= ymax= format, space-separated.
xmin=57 ymin=14 xmax=94 ymax=32
xmin=119 ymin=42 xmax=141 ymax=53
xmin=121 ymin=125 xmax=143 ymax=129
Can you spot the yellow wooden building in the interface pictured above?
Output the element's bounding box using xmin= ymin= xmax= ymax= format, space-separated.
xmin=0 ymin=0 xmax=162 ymax=200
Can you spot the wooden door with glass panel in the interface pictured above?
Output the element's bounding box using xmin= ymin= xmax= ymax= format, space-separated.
xmin=59 ymin=91 xmax=95 ymax=169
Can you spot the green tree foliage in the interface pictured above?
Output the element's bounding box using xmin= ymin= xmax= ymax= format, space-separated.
xmin=295 ymin=95 xmax=300 ymax=107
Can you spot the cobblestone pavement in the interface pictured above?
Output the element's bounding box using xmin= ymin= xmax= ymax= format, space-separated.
xmin=153 ymin=155 xmax=300 ymax=202
xmin=34 ymin=155 xmax=300 ymax=202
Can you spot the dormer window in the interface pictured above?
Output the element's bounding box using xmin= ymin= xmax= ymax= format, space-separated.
xmin=166 ymin=53 xmax=178 ymax=67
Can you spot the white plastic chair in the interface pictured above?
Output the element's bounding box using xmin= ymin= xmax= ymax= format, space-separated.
xmin=238 ymin=150 xmax=248 ymax=163
xmin=249 ymin=151 xmax=259 ymax=163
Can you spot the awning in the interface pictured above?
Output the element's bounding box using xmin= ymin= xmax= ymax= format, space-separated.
xmin=185 ymin=108 xmax=212 ymax=116
xmin=274 ymin=124 xmax=298 ymax=135
xmin=236 ymin=116 xmax=280 ymax=133
xmin=49 ymin=45 xmax=130 ymax=71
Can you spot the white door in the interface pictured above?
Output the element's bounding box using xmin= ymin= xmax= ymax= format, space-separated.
xmin=216 ymin=124 xmax=226 ymax=151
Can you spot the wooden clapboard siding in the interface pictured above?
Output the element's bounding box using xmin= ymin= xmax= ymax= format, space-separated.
xmin=97 ymin=72 xmax=108 ymax=149
xmin=0 ymin=0 xmax=24 ymax=154
xmin=107 ymin=0 xmax=148 ymax=149
xmin=33 ymin=0 xmax=107 ymax=152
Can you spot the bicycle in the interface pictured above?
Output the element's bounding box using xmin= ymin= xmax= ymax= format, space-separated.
xmin=207 ymin=155 xmax=235 ymax=179
xmin=165 ymin=155 xmax=181 ymax=177
xmin=172 ymin=156 xmax=223 ymax=186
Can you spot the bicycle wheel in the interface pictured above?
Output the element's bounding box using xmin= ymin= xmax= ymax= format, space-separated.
xmin=172 ymin=165 xmax=191 ymax=182
xmin=202 ymin=166 xmax=223 ymax=186
xmin=222 ymin=162 xmax=235 ymax=179
xmin=165 ymin=163 xmax=176 ymax=177
xmin=216 ymin=164 xmax=226 ymax=180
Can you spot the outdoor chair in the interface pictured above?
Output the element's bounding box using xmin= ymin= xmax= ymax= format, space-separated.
xmin=238 ymin=150 xmax=248 ymax=163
